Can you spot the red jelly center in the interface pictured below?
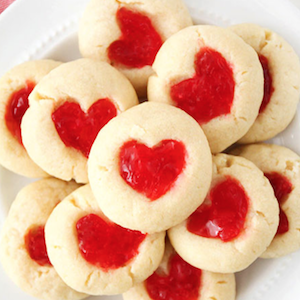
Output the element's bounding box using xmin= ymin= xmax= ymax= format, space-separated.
xmin=170 ymin=47 xmax=235 ymax=125
xmin=265 ymin=172 xmax=292 ymax=235
xmin=108 ymin=7 xmax=163 ymax=68
xmin=146 ymin=253 xmax=202 ymax=300
xmin=187 ymin=176 xmax=249 ymax=242
xmin=24 ymin=226 xmax=52 ymax=267
xmin=258 ymin=55 xmax=274 ymax=113
xmin=76 ymin=214 xmax=146 ymax=270
xmin=5 ymin=81 xmax=35 ymax=145
xmin=52 ymin=99 xmax=117 ymax=158
xmin=119 ymin=140 xmax=186 ymax=201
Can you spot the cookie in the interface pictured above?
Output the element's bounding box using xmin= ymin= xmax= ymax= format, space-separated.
xmin=147 ymin=25 xmax=264 ymax=153
xmin=123 ymin=240 xmax=236 ymax=300
xmin=168 ymin=153 xmax=279 ymax=273
xmin=0 ymin=60 xmax=61 ymax=177
xmin=21 ymin=58 xmax=138 ymax=183
xmin=78 ymin=0 xmax=193 ymax=97
xmin=230 ymin=24 xmax=300 ymax=143
xmin=45 ymin=184 xmax=165 ymax=295
xmin=88 ymin=102 xmax=212 ymax=233
xmin=0 ymin=178 xmax=85 ymax=300
xmin=230 ymin=143 xmax=300 ymax=258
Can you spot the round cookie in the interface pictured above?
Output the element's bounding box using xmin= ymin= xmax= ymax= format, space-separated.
xmin=0 ymin=60 xmax=61 ymax=177
xmin=88 ymin=102 xmax=212 ymax=233
xmin=230 ymin=24 xmax=300 ymax=143
xmin=230 ymin=143 xmax=300 ymax=258
xmin=147 ymin=25 xmax=264 ymax=153
xmin=0 ymin=178 xmax=85 ymax=300
xmin=78 ymin=0 xmax=193 ymax=97
xmin=168 ymin=153 xmax=279 ymax=273
xmin=123 ymin=240 xmax=236 ymax=300
xmin=21 ymin=58 xmax=138 ymax=183
xmin=45 ymin=184 xmax=165 ymax=295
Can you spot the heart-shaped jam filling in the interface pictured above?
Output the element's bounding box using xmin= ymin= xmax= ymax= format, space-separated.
xmin=187 ymin=176 xmax=249 ymax=242
xmin=24 ymin=225 xmax=52 ymax=267
xmin=52 ymin=99 xmax=117 ymax=158
xmin=119 ymin=139 xmax=186 ymax=200
xmin=258 ymin=55 xmax=274 ymax=114
xmin=170 ymin=47 xmax=235 ymax=125
xmin=76 ymin=214 xmax=146 ymax=270
xmin=146 ymin=253 xmax=202 ymax=300
xmin=5 ymin=81 xmax=35 ymax=146
xmin=265 ymin=172 xmax=292 ymax=235
xmin=108 ymin=7 xmax=163 ymax=68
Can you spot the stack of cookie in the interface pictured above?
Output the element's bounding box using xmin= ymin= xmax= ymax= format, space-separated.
xmin=0 ymin=0 xmax=300 ymax=300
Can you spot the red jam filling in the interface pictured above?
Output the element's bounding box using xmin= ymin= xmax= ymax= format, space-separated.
xmin=119 ymin=139 xmax=186 ymax=200
xmin=146 ymin=253 xmax=202 ymax=300
xmin=24 ymin=226 xmax=52 ymax=267
xmin=51 ymin=99 xmax=117 ymax=158
xmin=108 ymin=7 xmax=163 ymax=68
xmin=170 ymin=47 xmax=235 ymax=125
xmin=265 ymin=172 xmax=292 ymax=235
xmin=5 ymin=81 xmax=35 ymax=145
xmin=76 ymin=214 xmax=146 ymax=270
xmin=187 ymin=176 xmax=249 ymax=242
xmin=258 ymin=55 xmax=274 ymax=113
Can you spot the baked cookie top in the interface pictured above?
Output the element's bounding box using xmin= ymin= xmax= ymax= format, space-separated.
xmin=21 ymin=58 xmax=138 ymax=183
xmin=45 ymin=184 xmax=165 ymax=295
xmin=0 ymin=60 xmax=61 ymax=177
xmin=78 ymin=0 xmax=192 ymax=97
xmin=168 ymin=153 xmax=279 ymax=273
xmin=88 ymin=102 xmax=212 ymax=233
xmin=230 ymin=143 xmax=300 ymax=258
xmin=123 ymin=240 xmax=236 ymax=300
xmin=147 ymin=25 xmax=264 ymax=153
xmin=0 ymin=178 xmax=85 ymax=300
xmin=230 ymin=24 xmax=300 ymax=144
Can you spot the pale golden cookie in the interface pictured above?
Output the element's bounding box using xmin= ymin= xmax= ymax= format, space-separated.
xmin=79 ymin=0 xmax=193 ymax=97
xmin=168 ymin=153 xmax=279 ymax=273
xmin=45 ymin=184 xmax=165 ymax=295
xmin=230 ymin=24 xmax=300 ymax=143
xmin=0 ymin=178 xmax=85 ymax=300
xmin=230 ymin=143 xmax=300 ymax=258
xmin=0 ymin=60 xmax=61 ymax=177
xmin=88 ymin=102 xmax=212 ymax=233
xmin=22 ymin=58 xmax=138 ymax=183
xmin=148 ymin=25 xmax=264 ymax=153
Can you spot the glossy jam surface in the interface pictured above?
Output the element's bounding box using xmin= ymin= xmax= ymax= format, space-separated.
xmin=265 ymin=172 xmax=292 ymax=235
xmin=24 ymin=226 xmax=52 ymax=266
xmin=146 ymin=253 xmax=202 ymax=300
xmin=108 ymin=7 xmax=163 ymax=68
xmin=76 ymin=214 xmax=146 ymax=270
xmin=259 ymin=55 xmax=274 ymax=113
xmin=5 ymin=81 xmax=35 ymax=145
xmin=119 ymin=140 xmax=186 ymax=200
xmin=170 ymin=47 xmax=235 ymax=125
xmin=187 ymin=177 xmax=249 ymax=242
xmin=52 ymin=99 xmax=117 ymax=158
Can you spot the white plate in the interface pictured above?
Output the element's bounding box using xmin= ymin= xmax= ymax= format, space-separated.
xmin=1 ymin=0 xmax=300 ymax=299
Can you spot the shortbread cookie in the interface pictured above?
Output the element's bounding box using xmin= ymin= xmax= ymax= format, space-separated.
xmin=79 ymin=0 xmax=193 ymax=97
xmin=0 ymin=60 xmax=61 ymax=177
xmin=230 ymin=143 xmax=300 ymax=258
xmin=168 ymin=153 xmax=279 ymax=273
xmin=22 ymin=58 xmax=138 ymax=183
xmin=45 ymin=184 xmax=165 ymax=295
xmin=0 ymin=178 xmax=85 ymax=300
xmin=123 ymin=240 xmax=236 ymax=300
xmin=88 ymin=102 xmax=212 ymax=233
xmin=230 ymin=24 xmax=300 ymax=143
xmin=148 ymin=25 xmax=264 ymax=153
